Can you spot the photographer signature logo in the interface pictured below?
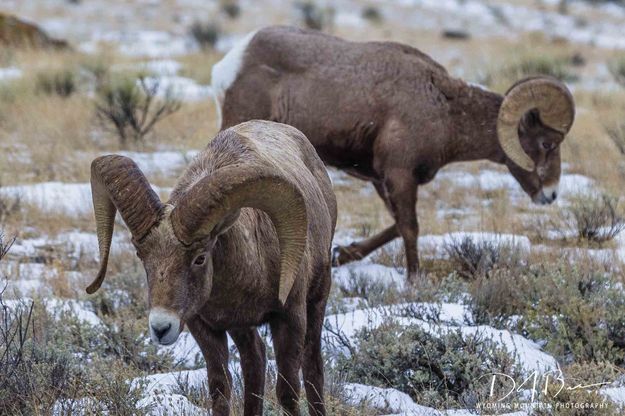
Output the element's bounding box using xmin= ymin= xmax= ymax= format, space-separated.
xmin=476 ymin=370 xmax=611 ymax=403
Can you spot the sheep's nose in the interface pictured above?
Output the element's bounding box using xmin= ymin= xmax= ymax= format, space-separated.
xmin=151 ymin=322 xmax=171 ymax=340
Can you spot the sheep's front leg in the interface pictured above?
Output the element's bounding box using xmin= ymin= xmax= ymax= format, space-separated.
xmin=384 ymin=169 xmax=420 ymax=283
xmin=270 ymin=313 xmax=306 ymax=416
xmin=187 ymin=317 xmax=232 ymax=415
xmin=229 ymin=328 xmax=266 ymax=416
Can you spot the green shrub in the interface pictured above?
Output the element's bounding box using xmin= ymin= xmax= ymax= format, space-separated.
xmin=444 ymin=236 xmax=522 ymax=279
xmin=337 ymin=319 xmax=522 ymax=409
xmin=520 ymin=264 xmax=625 ymax=364
xmin=295 ymin=2 xmax=333 ymax=31
xmin=221 ymin=1 xmax=241 ymax=19
xmin=567 ymin=194 xmax=625 ymax=244
xmin=189 ymin=21 xmax=220 ymax=50
xmin=362 ymin=6 xmax=383 ymax=23
xmin=605 ymin=121 xmax=625 ymax=155
xmin=608 ymin=56 xmax=625 ymax=88
xmin=468 ymin=268 xmax=531 ymax=326
xmin=95 ymin=75 xmax=181 ymax=147
xmin=35 ymin=69 xmax=77 ymax=97
xmin=484 ymin=54 xmax=576 ymax=87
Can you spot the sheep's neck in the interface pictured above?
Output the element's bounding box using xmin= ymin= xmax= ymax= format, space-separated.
xmin=443 ymin=86 xmax=507 ymax=166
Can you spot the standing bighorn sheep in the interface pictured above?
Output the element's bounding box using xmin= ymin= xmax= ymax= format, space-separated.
xmin=86 ymin=120 xmax=337 ymax=416
xmin=212 ymin=26 xmax=575 ymax=282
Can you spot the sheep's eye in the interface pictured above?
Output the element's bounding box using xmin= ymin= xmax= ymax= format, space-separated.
xmin=193 ymin=255 xmax=206 ymax=266
xmin=542 ymin=142 xmax=553 ymax=150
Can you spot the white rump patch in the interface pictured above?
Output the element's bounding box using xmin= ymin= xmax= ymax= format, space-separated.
xmin=211 ymin=30 xmax=258 ymax=96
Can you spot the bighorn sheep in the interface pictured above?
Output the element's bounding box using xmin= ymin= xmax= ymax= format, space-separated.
xmin=212 ymin=26 xmax=576 ymax=282
xmin=86 ymin=120 xmax=337 ymax=416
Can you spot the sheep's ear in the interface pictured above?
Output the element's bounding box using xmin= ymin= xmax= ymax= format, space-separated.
xmin=209 ymin=209 xmax=240 ymax=238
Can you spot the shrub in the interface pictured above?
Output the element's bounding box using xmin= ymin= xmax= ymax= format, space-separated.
xmin=295 ymin=2 xmax=333 ymax=31
xmin=486 ymin=54 xmax=576 ymax=86
xmin=608 ymin=56 xmax=625 ymax=87
xmin=444 ymin=236 xmax=522 ymax=279
xmin=361 ymin=6 xmax=382 ymax=23
xmin=35 ymin=69 xmax=77 ymax=97
xmin=0 ymin=182 xmax=21 ymax=225
xmin=0 ymin=232 xmax=14 ymax=260
xmin=469 ymin=268 xmax=531 ymax=326
xmin=221 ymin=1 xmax=241 ymax=19
xmin=337 ymin=319 xmax=522 ymax=409
xmin=567 ymin=193 xmax=625 ymax=244
xmin=189 ymin=21 xmax=220 ymax=50
xmin=95 ymin=75 xmax=182 ymax=147
xmin=605 ymin=121 xmax=625 ymax=155
xmin=0 ymin=293 xmax=84 ymax=414
xmin=521 ymin=264 xmax=625 ymax=364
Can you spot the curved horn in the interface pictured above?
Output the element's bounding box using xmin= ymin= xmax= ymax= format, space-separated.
xmin=170 ymin=165 xmax=308 ymax=305
xmin=497 ymin=76 xmax=575 ymax=172
xmin=87 ymin=155 xmax=164 ymax=294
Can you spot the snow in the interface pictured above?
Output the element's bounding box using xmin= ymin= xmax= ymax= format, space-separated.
xmin=324 ymin=302 xmax=557 ymax=374
xmin=131 ymin=369 xmax=215 ymax=415
xmin=158 ymin=331 xmax=204 ymax=368
xmin=45 ymin=298 xmax=103 ymax=326
xmin=0 ymin=182 xmax=167 ymax=216
xmin=2 ymin=297 xmax=102 ymax=327
xmin=142 ymin=60 xmax=183 ymax=77
xmin=0 ymin=67 xmax=22 ymax=81
xmin=435 ymin=169 xmax=595 ymax=202
xmin=333 ymin=263 xmax=405 ymax=291
xmin=83 ymin=30 xmax=197 ymax=57
xmin=344 ymin=383 xmax=443 ymax=415
xmin=114 ymin=150 xmax=199 ymax=176
xmin=8 ymin=230 xmax=130 ymax=262
xmin=140 ymin=76 xmax=213 ymax=102
xmin=601 ymin=386 xmax=625 ymax=405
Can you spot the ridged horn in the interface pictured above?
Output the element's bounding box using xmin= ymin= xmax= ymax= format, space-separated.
xmin=497 ymin=76 xmax=575 ymax=172
xmin=87 ymin=155 xmax=164 ymax=294
xmin=170 ymin=164 xmax=308 ymax=305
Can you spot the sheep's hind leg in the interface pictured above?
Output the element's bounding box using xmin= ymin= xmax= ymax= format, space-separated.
xmin=331 ymin=181 xmax=399 ymax=266
xmin=302 ymin=294 xmax=329 ymax=415
xmin=229 ymin=328 xmax=267 ymax=416
xmin=270 ymin=313 xmax=306 ymax=416
xmin=187 ymin=317 xmax=232 ymax=416
xmin=331 ymin=225 xmax=398 ymax=266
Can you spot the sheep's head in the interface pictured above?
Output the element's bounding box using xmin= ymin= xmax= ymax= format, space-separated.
xmin=86 ymin=155 xmax=308 ymax=346
xmin=497 ymin=76 xmax=575 ymax=205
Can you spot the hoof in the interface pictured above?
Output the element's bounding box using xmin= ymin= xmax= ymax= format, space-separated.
xmin=331 ymin=244 xmax=362 ymax=267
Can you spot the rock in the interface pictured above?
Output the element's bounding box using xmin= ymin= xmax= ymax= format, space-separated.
xmin=0 ymin=13 xmax=69 ymax=50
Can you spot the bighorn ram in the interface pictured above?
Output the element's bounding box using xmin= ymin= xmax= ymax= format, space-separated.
xmin=212 ymin=26 xmax=576 ymax=282
xmin=86 ymin=120 xmax=337 ymax=416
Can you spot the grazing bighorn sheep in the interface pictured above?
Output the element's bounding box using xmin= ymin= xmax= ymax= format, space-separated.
xmin=212 ymin=26 xmax=575 ymax=282
xmin=86 ymin=120 xmax=337 ymax=416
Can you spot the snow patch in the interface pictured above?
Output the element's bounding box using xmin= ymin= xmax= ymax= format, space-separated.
xmin=0 ymin=67 xmax=22 ymax=82
xmin=140 ymin=76 xmax=213 ymax=102
xmin=0 ymin=182 xmax=166 ymax=215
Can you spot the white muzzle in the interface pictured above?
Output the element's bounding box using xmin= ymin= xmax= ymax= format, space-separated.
xmin=148 ymin=307 xmax=181 ymax=346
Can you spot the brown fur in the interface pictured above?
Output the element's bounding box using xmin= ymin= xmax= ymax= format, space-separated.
xmin=134 ymin=121 xmax=336 ymax=416
xmin=219 ymin=26 xmax=568 ymax=281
